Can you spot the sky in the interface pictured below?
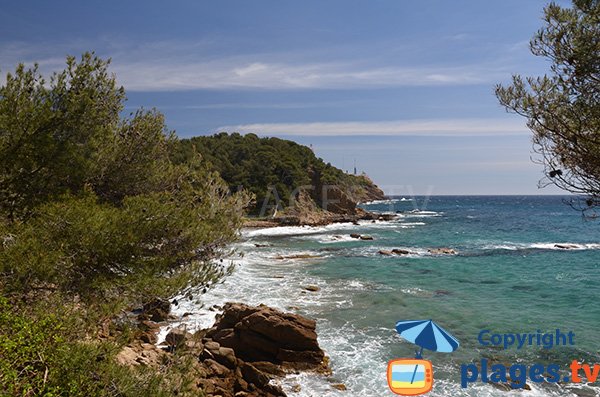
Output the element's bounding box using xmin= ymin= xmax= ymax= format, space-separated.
xmin=0 ymin=0 xmax=571 ymax=195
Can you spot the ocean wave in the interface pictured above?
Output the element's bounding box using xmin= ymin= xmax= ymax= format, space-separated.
xmin=483 ymin=242 xmax=600 ymax=251
xmin=242 ymin=219 xmax=398 ymax=239
xmin=360 ymin=198 xmax=401 ymax=205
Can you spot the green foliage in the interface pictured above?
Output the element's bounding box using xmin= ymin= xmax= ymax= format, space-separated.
xmin=0 ymin=296 xmax=196 ymax=397
xmin=172 ymin=132 xmax=373 ymax=213
xmin=0 ymin=187 xmax=243 ymax=302
xmin=496 ymin=0 xmax=600 ymax=209
xmin=0 ymin=53 xmax=250 ymax=394
xmin=0 ymin=53 xmax=249 ymax=301
xmin=0 ymin=53 xmax=125 ymax=219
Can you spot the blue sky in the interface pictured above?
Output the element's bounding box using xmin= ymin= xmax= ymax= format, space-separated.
xmin=0 ymin=0 xmax=570 ymax=194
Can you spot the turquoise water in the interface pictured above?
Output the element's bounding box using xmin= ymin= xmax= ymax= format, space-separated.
xmin=166 ymin=195 xmax=600 ymax=396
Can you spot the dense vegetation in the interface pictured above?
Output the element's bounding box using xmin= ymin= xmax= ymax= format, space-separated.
xmin=0 ymin=53 xmax=249 ymax=396
xmin=172 ymin=132 xmax=378 ymax=214
xmin=496 ymin=0 xmax=600 ymax=215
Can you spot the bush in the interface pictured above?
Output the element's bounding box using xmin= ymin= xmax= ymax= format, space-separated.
xmin=0 ymin=186 xmax=245 ymax=303
xmin=0 ymin=296 xmax=188 ymax=397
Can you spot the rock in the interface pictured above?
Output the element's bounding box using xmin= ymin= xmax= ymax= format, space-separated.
xmin=359 ymin=235 xmax=374 ymax=240
xmin=213 ymin=347 xmax=238 ymax=369
xmin=554 ymin=243 xmax=579 ymax=249
xmin=116 ymin=343 xmax=166 ymax=367
xmin=115 ymin=346 xmax=139 ymax=366
xmin=142 ymin=298 xmax=170 ymax=322
xmin=165 ymin=328 xmax=192 ymax=346
xmin=291 ymin=384 xmax=302 ymax=392
xmin=207 ymin=303 xmax=326 ymax=372
xmin=251 ymin=361 xmax=287 ymax=376
xmin=332 ymin=383 xmax=347 ymax=391
xmin=378 ymin=250 xmax=393 ymax=255
xmin=241 ymin=362 xmax=270 ymax=387
xmin=138 ymin=320 xmax=160 ymax=344
xmin=205 ymin=340 xmax=222 ymax=351
xmin=205 ymin=358 xmax=231 ymax=377
xmin=139 ymin=330 xmax=157 ymax=344
xmin=392 ymin=249 xmax=412 ymax=255
xmin=303 ymin=285 xmax=320 ymax=292
xmin=274 ymin=254 xmax=320 ymax=260
xmin=349 ymin=233 xmax=361 ymax=239
xmin=428 ymin=247 xmax=457 ymax=255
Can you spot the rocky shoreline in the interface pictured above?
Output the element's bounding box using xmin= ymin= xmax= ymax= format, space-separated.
xmin=117 ymin=301 xmax=333 ymax=397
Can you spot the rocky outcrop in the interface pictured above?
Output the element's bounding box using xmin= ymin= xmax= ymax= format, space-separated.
xmin=116 ymin=301 xmax=329 ymax=397
xmin=206 ymin=303 xmax=328 ymax=372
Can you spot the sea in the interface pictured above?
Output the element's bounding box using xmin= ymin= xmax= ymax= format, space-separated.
xmin=159 ymin=195 xmax=600 ymax=397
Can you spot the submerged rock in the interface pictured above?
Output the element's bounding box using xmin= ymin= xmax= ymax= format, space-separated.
xmin=303 ymin=285 xmax=321 ymax=292
xmin=392 ymin=249 xmax=412 ymax=255
xmin=427 ymin=247 xmax=457 ymax=255
xmin=554 ymin=243 xmax=579 ymax=249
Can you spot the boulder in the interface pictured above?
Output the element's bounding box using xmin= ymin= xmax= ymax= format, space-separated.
xmin=378 ymin=250 xmax=393 ymax=256
xmin=142 ymin=298 xmax=170 ymax=322
xmin=165 ymin=328 xmax=192 ymax=346
xmin=116 ymin=343 xmax=166 ymax=367
xmin=392 ymin=249 xmax=412 ymax=255
xmin=359 ymin=235 xmax=374 ymax=240
xmin=349 ymin=233 xmax=361 ymax=239
xmin=207 ymin=303 xmax=326 ymax=371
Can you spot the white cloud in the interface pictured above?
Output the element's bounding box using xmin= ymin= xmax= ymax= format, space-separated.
xmin=0 ymin=40 xmax=511 ymax=91
xmin=216 ymin=118 xmax=529 ymax=137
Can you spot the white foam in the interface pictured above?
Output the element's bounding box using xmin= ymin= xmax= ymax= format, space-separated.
xmin=483 ymin=242 xmax=600 ymax=251
xmin=360 ymin=198 xmax=401 ymax=205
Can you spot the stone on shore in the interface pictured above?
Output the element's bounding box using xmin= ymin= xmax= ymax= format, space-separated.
xmin=206 ymin=302 xmax=327 ymax=372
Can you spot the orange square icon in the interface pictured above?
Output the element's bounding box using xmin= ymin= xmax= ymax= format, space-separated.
xmin=387 ymin=358 xmax=434 ymax=396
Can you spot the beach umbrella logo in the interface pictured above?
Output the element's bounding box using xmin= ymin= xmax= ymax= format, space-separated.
xmin=388 ymin=320 xmax=460 ymax=396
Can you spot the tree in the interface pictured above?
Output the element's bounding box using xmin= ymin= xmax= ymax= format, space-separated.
xmin=495 ymin=0 xmax=600 ymax=215
xmin=0 ymin=53 xmax=125 ymax=219
xmin=0 ymin=53 xmax=250 ymax=301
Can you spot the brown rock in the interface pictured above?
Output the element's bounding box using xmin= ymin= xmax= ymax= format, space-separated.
xmin=428 ymin=247 xmax=457 ymax=255
xmin=241 ymin=362 xmax=270 ymax=387
xmin=207 ymin=303 xmax=326 ymax=371
xmin=349 ymin=233 xmax=361 ymax=239
xmin=303 ymin=285 xmax=320 ymax=292
xmin=251 ymin=361 xmax=287 ymax=377
xmin=165 ymin=328 xmax=192 ymax=346
xmin=332 ymin=383 xmax=347 ymax=391
xmin=378 ymin=250 xmax=393 ymax=256
xmin=115 ymin=344 xmax=166 ymax=367
xmin=213 ymin=347 xmax=237 ymax=369
xmin=205 ymin=358 xmax=232 ymax=377
xmin=359 ymin=235 xmax=374 ymax=240
xmin=142 ymin=298 xmax=170 ymax=322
